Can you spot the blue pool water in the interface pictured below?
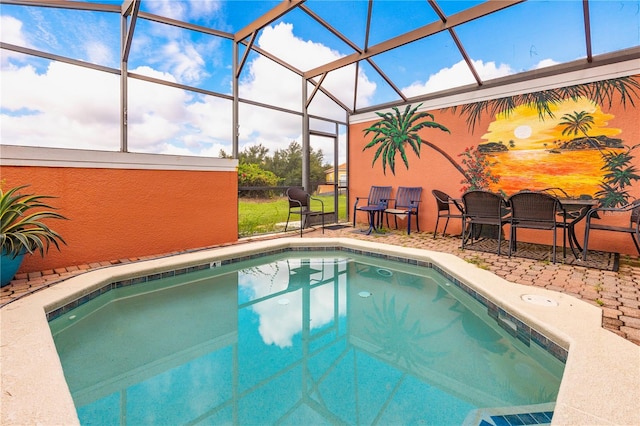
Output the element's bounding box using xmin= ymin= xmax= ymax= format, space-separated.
xmin=49 ymin=251 xmax=564 ymax=425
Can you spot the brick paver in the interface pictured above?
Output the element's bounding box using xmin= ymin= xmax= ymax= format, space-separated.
xmin=1 ymin=226 xmax=639 ymax=346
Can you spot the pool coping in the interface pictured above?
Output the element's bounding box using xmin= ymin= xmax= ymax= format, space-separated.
xmin=1 ymin=237 xmax=639 ymax=425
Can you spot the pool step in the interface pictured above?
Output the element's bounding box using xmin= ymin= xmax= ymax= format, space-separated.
xmin=464 ymin=403 xmax=555 ymax=426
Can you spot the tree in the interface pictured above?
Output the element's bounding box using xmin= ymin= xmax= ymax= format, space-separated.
xmin=219 ymin=144 xmax=270 ymax=165
xmin=596 ymin=144 xmax=640 ymax=207
xmin=265 ymin=141 xmax=328 ymax=186
xmin=558 ymin=110 xmax=602 ymax=151
xmin=238 ymin=163 xmax=280 ymax=198
xmin=362 ymin=104 xmax=451 ymax=175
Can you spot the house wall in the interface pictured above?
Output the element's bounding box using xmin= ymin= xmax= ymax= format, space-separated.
xmin=348 ymin=69 xmax=640 ymax=256
xmin=1 ymin=146 xmax=238 ymax=274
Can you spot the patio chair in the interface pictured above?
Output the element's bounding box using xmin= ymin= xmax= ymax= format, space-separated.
xmin=353 ymin=185 xmax=392 ymax=228
xmin=384 ymin=187 xmax=422 ymax=234
xmin=432 ymin=189 xmax=464 ymax=238
xmin=582 ymin=199 xmax=640 ymax=260
xmin=508 ymin=190 xmax=566 ymax=264
xmin=461 ymin=190 xmax=510 ymax=255
xmin=285 ymin=187 xmax=324 ymax=237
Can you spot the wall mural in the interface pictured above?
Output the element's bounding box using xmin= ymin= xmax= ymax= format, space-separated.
xmin=363 ymin=76 xmax=640 ymax=208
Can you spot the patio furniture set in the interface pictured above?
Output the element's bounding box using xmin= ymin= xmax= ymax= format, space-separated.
xmin=352 ymin=186 xmax=640 ymax=264
xmin=284 ymin=184 xmax=639 ymax=264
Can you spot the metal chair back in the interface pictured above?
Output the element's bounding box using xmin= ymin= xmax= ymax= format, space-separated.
xmin=508 ymin=190 xmax=565 ymax=263
xmin=461 ymin=190 xmax=509 ymax=255
xmin=285 ymin=187 xmax=324 ymax=237
xmin=385 ymin=186 xmax=422 ymax=234
xmin=432 ymin=189 xmax=463 ymax=238
xmin=353 ymin=185 xmax=392 ymax=227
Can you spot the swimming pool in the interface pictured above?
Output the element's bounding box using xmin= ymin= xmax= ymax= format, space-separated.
xmin=1 ymin=238 xmax=639 ymax=425
xmin=48 ymin=251 xmax=564 ymax=425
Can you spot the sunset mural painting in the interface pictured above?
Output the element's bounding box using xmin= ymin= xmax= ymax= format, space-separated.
xmin=363 ymin=76 xmax=640 ymax=208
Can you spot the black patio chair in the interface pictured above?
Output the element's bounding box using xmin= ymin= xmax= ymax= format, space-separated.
xmin=384 ymin=186 xmax=422 ymax=234
xmin=432 ymin=189 xmax=464 ymax=238
xmin=353 ymin=185 xmax=392 ymax=228
xmin=461 ymin=190 xmax=510 ymax=255
xmin=582 ymin=199 xmax=640 ymax=260
xmin=508 ymin=190 xmax=566 ymax=264
xmin=285 ymin=187 xmax=324 ymax=237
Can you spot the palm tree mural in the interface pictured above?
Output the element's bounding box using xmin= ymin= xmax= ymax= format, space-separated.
xmin=558 ymin=110 xmax=640 ymax=206
xmin=362 ymin=104 xmax=461 ymax=177
xmin=558 ymin=110 xmax=603 ymax=151
xmin=364 ymin=77 xmax=639 ymax=184
xmin=596 ymin=145 xmax=640 ymax=207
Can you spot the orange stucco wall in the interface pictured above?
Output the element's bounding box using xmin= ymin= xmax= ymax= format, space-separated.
xmin=349 ymin=75 xmax=640 ymax=256
xmin=2 ymin=166 xmax=238 ymax=274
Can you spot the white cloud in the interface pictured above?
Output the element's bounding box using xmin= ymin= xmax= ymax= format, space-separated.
xmin=1 ymin=15 xmax=30 ymax=66
xmin=402 ymin=59 xmax=514 ymax=97
xmin=161 ymin=40 xmax=208 ymax=84
xmin=84 ymin=40 xmax=114 ymax=66
xmin=238 ymin=261 xmax=346 ymax=348
xmin=534 ymin=58 xmax=560 ymax=69
xmin=1 ymin=16 xmax=353 ymax=161
xmin=145 ymin=0 xmax=188 ymax=22
xmin=1 ymin=15 xmax=28 ymax=46
xmin=144 ymin=0 xmax=222 ymax=23
xmin=0 ymin=61 xmax=120 ymax=150
xmin=237 ymin=23 xmax=367 ymax=162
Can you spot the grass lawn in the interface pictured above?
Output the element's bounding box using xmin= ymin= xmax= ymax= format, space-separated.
xmin=238 ymin=194 xmax=347 ymax=236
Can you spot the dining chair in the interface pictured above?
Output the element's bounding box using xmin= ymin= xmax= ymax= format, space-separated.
xmin=384 ymin=186 xmax=422 ymax=234
xmin=285 ymin=187 xmax=325 ymax=237
xmin=353 ymin=185 xmax=392 ymax=228
xmin=582 ymin=199 xmax=640 ymax=260
xmin=461 ymin=190 xmax=510 ymax=255
xmin=508 ymin=190 xmax=566 ymax=263
xmin=432 ymin=189 xmax=464 ymax=238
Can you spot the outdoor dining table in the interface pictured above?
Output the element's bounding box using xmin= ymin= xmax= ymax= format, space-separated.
xmin=558 ymin=197 xmax=599 ymax=258
xmin=456 ymin=194 xmax=598 ymax=259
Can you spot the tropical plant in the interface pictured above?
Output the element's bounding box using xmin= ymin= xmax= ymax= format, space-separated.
xmin=458 ymin=146 xmax=500 ymax=192
xmin=595 ymin=144 xmax=640 ymax=207
xmin=0 ymin=184 xmax=67 ymax=258
xmin=363 ymin=103 xmax=451 ymax=175
xmin=558 ymin=110 xmax=603 ymax=151
xmin=365 ymin=293 xmax=448 ymax=369
xmin=238 ymin=163 xmax=281 ymax=198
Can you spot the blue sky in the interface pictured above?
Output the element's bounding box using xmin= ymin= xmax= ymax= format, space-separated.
xmin=1 ymin=0 xmax=638 ymax=162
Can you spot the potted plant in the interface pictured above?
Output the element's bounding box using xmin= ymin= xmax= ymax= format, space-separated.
xmin=1 ymin=184 xmax=68 ymax=287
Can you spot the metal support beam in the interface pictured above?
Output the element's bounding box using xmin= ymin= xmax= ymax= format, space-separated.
xmin=302 ymin=78 xmax=310 ymax=191
xmin=235 ymin=0 xmax=305 ymax=42
xmin=304 ymin=0 xmax=524 ymax=79
xmin=121 ymin=0 xmax=140 ymax=62
xmin=233 ymin=42 xmax=240 ymax=159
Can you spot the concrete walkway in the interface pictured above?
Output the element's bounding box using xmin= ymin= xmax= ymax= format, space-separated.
xmin=2 ymin=225 xmax=639 ymax=345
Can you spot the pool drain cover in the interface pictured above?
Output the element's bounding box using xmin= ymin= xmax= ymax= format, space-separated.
xmin=358 ymin=291 xmax=372 ymax=298
xmin=521 ymin=294 xmax=558 ymax=307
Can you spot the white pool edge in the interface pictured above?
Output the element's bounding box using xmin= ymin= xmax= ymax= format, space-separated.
xmin=1 ymin=237 xmax=638 ymax=425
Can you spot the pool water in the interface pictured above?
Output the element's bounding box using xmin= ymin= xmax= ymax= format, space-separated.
xmin=49 ymin=252 xmax=564 ymax=425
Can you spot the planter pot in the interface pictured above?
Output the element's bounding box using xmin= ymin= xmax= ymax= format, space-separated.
xmin=1 ymin=249 xmax=27 ymax=287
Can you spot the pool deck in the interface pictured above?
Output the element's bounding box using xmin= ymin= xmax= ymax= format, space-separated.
xmin=1 ymin=228 xmax=639 ymax=426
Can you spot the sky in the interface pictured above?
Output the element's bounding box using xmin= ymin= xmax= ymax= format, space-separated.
xmin=1 ymin=0 xmax=638 ymax=165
